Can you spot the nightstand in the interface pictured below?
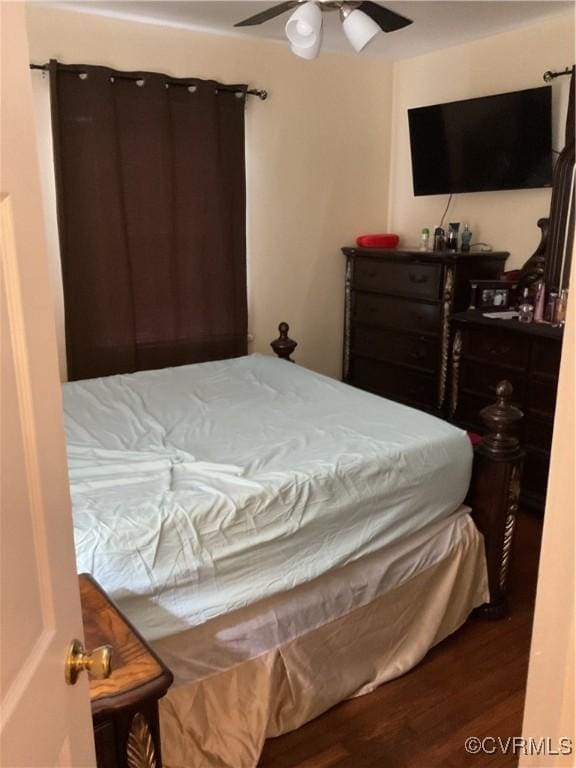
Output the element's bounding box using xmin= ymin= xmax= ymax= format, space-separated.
xmin=79 ymin=574 xmax=173 ymax=768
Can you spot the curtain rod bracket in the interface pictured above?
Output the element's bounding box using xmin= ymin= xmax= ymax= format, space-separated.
xmin=543 ymin=66 xmax=574 ymax=82
xmin=248 ymin=89 xmax=268 ymax=101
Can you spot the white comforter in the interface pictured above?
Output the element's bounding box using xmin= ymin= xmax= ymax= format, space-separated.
xmin=63 ymin=354 xmax=473 ymax=640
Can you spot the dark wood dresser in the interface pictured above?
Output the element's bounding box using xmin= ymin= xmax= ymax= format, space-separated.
xmin=450 ymin=311 xmax=563 ymax=514
xmin=342 ymin=247 xmax=508 ymax=414
xmin=79 ymin=574 xmax=173 ymax=768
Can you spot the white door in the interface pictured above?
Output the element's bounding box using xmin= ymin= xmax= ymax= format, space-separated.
xmin=0 ymin=3 xmax=96 ymax=766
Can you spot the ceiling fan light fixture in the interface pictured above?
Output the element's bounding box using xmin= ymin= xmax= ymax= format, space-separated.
xmin=290 ymin=36 xmax=322 ymax=60
xmin=285 ymin=2 xmax=323 ymax=49
xmin=342 ymin=8 xmax=381 ymax=52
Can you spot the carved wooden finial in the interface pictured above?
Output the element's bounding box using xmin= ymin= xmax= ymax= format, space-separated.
xmin=271 ymin=322 xmax=297 ymax=362
xmin=518 ymin=217 xmax=549 ymax=290
xmin=479 ymin=380 xmax=523 ymax=456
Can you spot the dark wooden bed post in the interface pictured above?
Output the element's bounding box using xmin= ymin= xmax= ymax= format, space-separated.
xmin=271 ymin=322 xmax=298 ymax=361
xmin=467 ymin=380 xmax=524 ymax=619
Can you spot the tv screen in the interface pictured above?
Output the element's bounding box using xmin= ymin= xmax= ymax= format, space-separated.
xmin=408 ymin=87 xmax=553 ymax=196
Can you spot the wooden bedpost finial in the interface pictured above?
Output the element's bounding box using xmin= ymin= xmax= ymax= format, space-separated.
xmin=271 ymin=322 xmax=297 ymax=362
xmin=479 ymin=380 xmax=523 ymax=457
xmin=469 ymin=379 xmax=525 ymax=620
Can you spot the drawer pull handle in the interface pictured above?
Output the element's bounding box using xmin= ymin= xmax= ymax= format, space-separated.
xmin=409 ymin=273 xmax=428 ymax=284
xmin=487 ymin=343 xmax=511 ymax=356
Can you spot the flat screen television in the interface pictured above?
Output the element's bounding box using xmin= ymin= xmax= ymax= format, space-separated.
xmin=408 ymin=86 xmax=553 ymax=196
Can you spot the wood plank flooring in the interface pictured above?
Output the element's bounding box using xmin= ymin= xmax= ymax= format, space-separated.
xmin=259 ymin=511 xmax=542 ymax=768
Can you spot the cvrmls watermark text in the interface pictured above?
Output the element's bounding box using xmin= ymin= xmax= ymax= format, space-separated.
xmin=465 ymin=737 xmax=573 ymax=756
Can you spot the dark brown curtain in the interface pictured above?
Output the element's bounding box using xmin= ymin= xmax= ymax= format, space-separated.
xmin=49 ymin=61 xmax=248 ymax=380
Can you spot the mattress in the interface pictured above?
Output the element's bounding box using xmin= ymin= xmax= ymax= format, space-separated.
xmin=63 ymin=354 xmax=473 ymax=641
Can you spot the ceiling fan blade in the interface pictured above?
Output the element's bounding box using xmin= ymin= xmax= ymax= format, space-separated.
xmin=357 ymin=2 xmax=413 ymax=32
xmin=234 ymin=1 xmax=300 ymax=27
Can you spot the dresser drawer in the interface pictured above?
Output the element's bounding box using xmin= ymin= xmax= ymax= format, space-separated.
xmin=452 ymin=389 xmax=490 ymax=432
xmin=531 ymin=338 xmax=562 ymax=376
xmin=525 ymin=417 xmax=554 ymax=453
xmin=461 ymin=327 xmax=530 ymax=368
xmin=354 ymin=293 xmax=441 ymax=335
xmin=352 ymin=257 xmax=442 ymax=300
xmin=350 ymin=357 xmax=437 ymax=409
xmin=352 ymin=327 xmax=438 ymax=372
xmin=527 ymin=377 xmax=558 ymax=419
xmin=459 ymin=359 xmax=525 ymax=401
xmin=522 ymin=448 xmax=551 ymax=497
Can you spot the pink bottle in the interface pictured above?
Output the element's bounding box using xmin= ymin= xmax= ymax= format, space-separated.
xmin=533 ymin=281 xmax=545 ymax=323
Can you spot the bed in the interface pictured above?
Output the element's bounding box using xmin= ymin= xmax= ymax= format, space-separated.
xmin=62 ymin=326 xmax=523 ymax=768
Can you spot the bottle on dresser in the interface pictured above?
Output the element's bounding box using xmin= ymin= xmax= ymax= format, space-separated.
xmin=544 ymin=291 xmax=559 ymax=324
xmin=460 ymin=224 xmax=472 ymax=252
xmin=518 ymin=288 xmax=534 ymax=323
xmin=446 ymin=223 xmax=460 ymax=251
xmin=433 ymin=226 xmax=446 ymax=251
xmin=419 ymin=227 xmax=430 ymax=250
xmin=533 ymin=281 xmax=545 ymax=323
xmin=554 ymin=289 xmax=569 ymax=326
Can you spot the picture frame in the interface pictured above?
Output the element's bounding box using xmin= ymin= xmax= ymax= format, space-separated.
xmin=468 ymin=280 xmax=515 ymax=310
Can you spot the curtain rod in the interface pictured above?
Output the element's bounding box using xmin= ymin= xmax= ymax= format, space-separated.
xmin=29 ymin=63 xmax=268 ymax=100
xmin=543 ymin=66 xmax=574 ymax=82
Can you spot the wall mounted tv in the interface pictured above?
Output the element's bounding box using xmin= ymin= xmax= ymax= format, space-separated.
xmin=408 ymin=86 xmax=553 ymax=196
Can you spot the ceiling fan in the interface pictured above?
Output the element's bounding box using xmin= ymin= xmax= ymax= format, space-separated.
xmin=234 ymin=1 xmax=413 ymax=59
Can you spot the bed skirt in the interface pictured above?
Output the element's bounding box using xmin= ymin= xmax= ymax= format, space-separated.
xmin=155 ymin=513 xmax=488 ymax=768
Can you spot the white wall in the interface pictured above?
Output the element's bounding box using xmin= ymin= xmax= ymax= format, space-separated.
xmin=26 ymin=5 xmax=394 ymax=380
xmin=387 ymin=14 xmax=574 ymax=269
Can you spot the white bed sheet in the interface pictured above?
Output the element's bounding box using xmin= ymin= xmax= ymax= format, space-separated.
xmin=63 ymin=354 xmax=473 ymax=641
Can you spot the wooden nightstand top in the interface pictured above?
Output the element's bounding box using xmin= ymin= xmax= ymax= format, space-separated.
xmin=79 ymin=574 xmax=173 ymax=718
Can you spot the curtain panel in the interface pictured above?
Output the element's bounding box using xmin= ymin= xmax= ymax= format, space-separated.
xmin=49 ymin=61 xmax=248 ymax=380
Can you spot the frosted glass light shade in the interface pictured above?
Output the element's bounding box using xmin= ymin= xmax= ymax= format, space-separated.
xmin=285 ymin=2 xmax=322 ymax=50
xmin=290 ymin=35 xmax=322 ymax=60
xmin=342 ymin=9 xmax=380 ymax=52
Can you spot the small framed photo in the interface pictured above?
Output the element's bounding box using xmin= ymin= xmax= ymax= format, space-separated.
xmin=469 ymin=280 xmax=514 ymax=310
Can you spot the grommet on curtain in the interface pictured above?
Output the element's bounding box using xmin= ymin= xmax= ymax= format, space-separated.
xmin=234 ymin=92 xmax=244 ymax=99
xmin=78 ymin=72 xmax=88 ymax=80
xmin=187 ymin=85 xmax=197 ymax=93
xmin=110 ymin=77 xmax=115 ymax=83
xmin=136 ymin=79 xmax=145 ymax=87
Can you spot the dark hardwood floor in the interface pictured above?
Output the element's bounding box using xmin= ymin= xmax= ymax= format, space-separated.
xmin=259 ymin=511 xmax=542 ymax=768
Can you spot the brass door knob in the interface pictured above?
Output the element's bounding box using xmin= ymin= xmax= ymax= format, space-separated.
xmin=65 ymin=638 xmax=113 ymax=685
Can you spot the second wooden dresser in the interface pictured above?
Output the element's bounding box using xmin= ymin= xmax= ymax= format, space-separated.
xmin=342 ymin=247 xmax=508 ymax=414
xmin=450 ymin=311 xmax=563 ymax=514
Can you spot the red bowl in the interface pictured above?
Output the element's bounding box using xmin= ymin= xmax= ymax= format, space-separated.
xmin=355 ymin=233 xmax=400 ymax=249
